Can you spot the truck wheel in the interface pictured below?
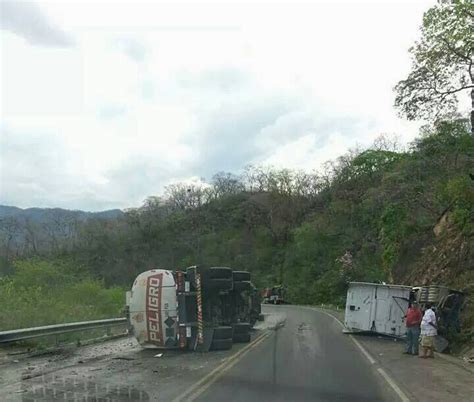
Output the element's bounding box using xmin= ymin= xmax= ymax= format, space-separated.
xmin=208 ymin=267 xmax=233 ymax=279
xmin=204 ymin=278 xmax=233 ymax=291
xmin=210 ymin=338 xmax=233 ymax=350
xmin=233 ymin=333 xmax=251 ymax=343
xmin=232 ymin=323 xmax=251 ymax=334
xmin=232 ymin=271 xmax=251 ymax=282
xmin=213 ymin=326 xmax=233 ymax=339
xmin=233 ymin=281 xmax=252 ymax=292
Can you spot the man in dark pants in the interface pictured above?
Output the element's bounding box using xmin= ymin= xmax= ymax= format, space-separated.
xmin=404 ymin=302 xmax=422 ymax=355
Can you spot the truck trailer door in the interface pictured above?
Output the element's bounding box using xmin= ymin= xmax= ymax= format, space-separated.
xmin=345 ymin=284 xmax=374 ymax=331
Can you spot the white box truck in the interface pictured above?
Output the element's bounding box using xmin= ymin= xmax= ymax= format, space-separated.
xmin=344 ymin=282 xmax=411 ymax=337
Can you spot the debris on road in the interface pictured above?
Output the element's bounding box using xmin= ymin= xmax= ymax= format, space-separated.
xmin=112 ymin=356 xmax=135 ymax=360
xmin=463 ymin=356 xmax=474 ymax=364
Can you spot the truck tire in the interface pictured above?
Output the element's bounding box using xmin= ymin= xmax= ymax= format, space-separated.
xmin=204 ymin=278 xmax=233 ymax=291
xmin=233 ymin=281 xmax=252 ymax=292
xmin=213 ymin=326 xmax=233 ymax=340
xmin=233 ymin=332 xmax=251 ymax=343
xmin=208 ymin=267 xmax=233 ymax=279
xmin=232 ymin=271 xmax=251 ymax=282
xmin=210 ymin=338 xmax=233 ymax=350
xmin=232 ymin=323 xmax=251 ymax=334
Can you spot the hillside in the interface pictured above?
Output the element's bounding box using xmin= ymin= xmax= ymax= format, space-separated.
xmin=68 ymin=121 xmax=473 ymax=292
xmin=1 ymin=120 xmax=473 ymax=345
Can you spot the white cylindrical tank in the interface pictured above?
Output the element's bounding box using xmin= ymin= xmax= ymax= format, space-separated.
xmin=127 ymin=269 xmax=178 ymax=348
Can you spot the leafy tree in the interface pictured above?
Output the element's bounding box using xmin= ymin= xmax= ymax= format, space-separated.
xmin=394 ymin=1 xmax=474 ymax=131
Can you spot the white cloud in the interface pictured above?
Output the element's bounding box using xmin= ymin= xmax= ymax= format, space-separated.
xmin=113 ymin=37 xmax=149 ymax=62
xmin=262 ymin=132 xmax=352 ymax=172
xmin=1 ymin=33 xmax=82 ymax=115
xmin=0 ymin=0 xmax=434 ymax=210
xmin=0 ymin=1 xmax=75 ymax=47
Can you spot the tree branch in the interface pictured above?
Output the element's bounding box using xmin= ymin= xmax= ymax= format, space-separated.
xmin=439 ymin=37 xmax=472 ymax=63
xmin=435 ymin=85 xmax=474 ymax=96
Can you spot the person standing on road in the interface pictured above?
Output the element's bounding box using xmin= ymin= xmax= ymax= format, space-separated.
xmin=420 ymin=304 xmax=437 ymax=358
xmin=404 ymin=302 xmax=422 ymax=355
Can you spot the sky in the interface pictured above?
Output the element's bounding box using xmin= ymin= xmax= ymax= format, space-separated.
xmin=0 ymin=0 xmax=435 ymax=211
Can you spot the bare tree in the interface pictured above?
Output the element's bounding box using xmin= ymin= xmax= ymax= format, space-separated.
xmin=0 ymin=217 xmax=22 ymax=258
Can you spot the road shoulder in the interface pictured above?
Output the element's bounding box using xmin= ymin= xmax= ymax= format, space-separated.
xmin=312 ymin=307 xmax=474 ymax=402
xmin=0 ymin=332 xmax=266 ymax=402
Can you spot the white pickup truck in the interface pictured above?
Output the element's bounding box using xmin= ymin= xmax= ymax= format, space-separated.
xmin=125 ymin=266 xmax=261 ymax=351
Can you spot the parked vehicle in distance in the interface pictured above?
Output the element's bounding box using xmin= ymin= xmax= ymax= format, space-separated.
xmin=125 ymin=266 xmax=259 ymax=351
xmin=261 ymin=285 xmax=287 ymax=304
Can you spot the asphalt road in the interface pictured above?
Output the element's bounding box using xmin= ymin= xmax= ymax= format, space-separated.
xmin=1 ymin=305 xmax=394 ymax=401
xmin=195 ymin=305 xmax=388 ymax=402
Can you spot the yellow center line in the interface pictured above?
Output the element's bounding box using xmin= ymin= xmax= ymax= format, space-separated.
xmin=172 ymin=331 xmax=272 ymax=402
xmin=188 ymin=333 xmax=271 ymax=401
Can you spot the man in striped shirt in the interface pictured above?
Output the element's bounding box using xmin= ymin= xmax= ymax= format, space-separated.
xmin=420 ymin=304 xmax=437 ymax=358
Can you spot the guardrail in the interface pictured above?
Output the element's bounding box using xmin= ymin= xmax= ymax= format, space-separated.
xmin=0 ymin=318 xmax=128 ymax=344
xmin=317 ymin=303 xmax=343 ymax=311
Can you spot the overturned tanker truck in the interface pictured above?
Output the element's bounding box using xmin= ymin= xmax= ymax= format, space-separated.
xmin=125 ymin=266 xmax=261 ymax=351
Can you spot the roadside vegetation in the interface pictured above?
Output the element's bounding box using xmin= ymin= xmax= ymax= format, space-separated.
xmin=0 ymin=259 xmax=124 ymax=331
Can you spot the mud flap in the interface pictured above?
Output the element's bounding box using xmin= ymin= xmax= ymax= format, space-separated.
xmin=195 ymin=327 xmax=214 ymax=352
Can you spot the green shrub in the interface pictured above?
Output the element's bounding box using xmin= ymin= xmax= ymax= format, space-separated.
xmin=0 ymin=259 xmax=125 ymax=331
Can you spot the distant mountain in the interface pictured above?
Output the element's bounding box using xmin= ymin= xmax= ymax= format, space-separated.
xmin=0 ymin=205 xmax=124 ymax=257
xmin=0 ymin=205 xmax=124 ymax=222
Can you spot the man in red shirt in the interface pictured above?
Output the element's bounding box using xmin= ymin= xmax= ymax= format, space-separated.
xmin=404 ymin=302 xmax=422 ymax=355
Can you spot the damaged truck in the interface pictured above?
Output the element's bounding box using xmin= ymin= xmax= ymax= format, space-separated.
xmin=125 ymin=266 xmax=261 ymax=351
xmin=344 ymin=282 xmax=465 ymax=351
